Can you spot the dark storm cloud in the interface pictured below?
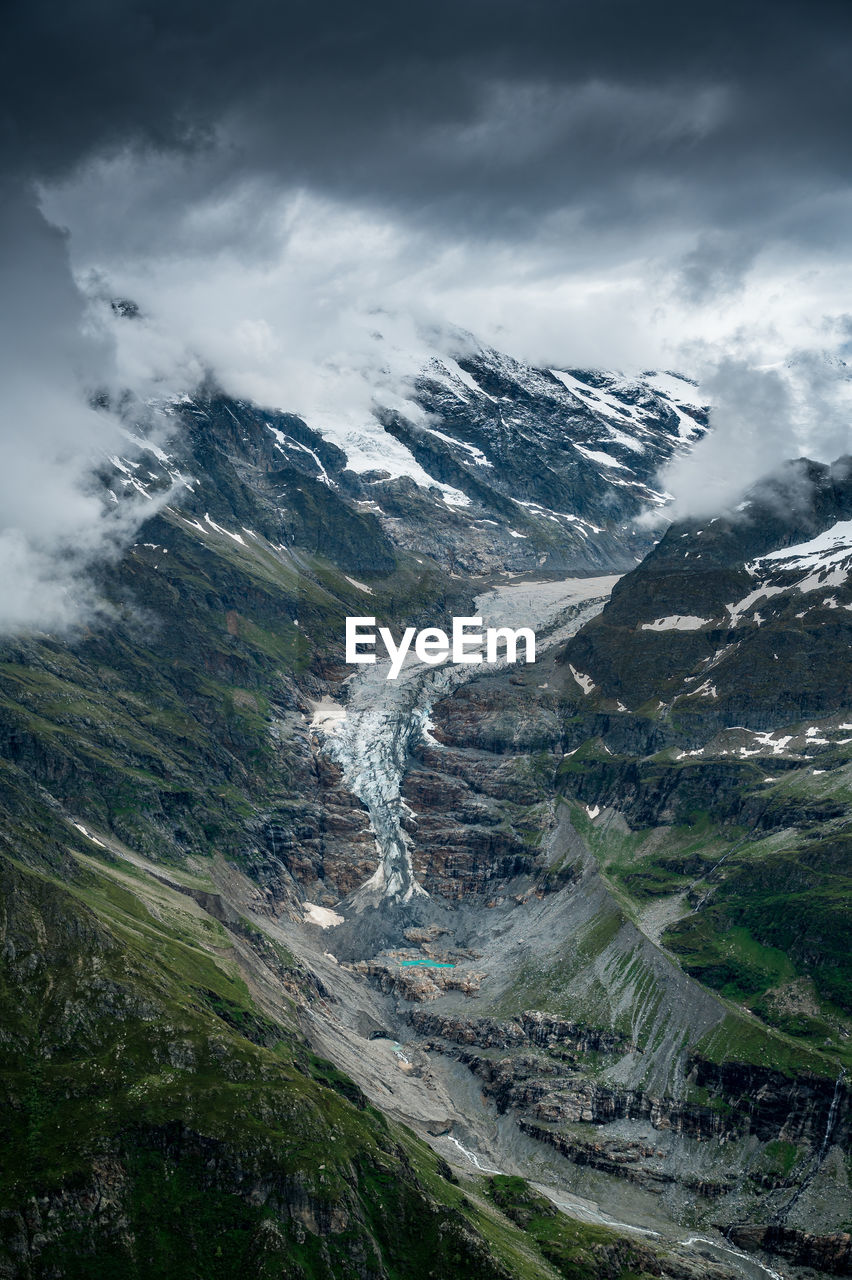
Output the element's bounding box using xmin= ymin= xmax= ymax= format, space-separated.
xmin=4 ymin=0 xmax=852 ymax=241
xmin=2 ymin=0 xmax=851 ymax=631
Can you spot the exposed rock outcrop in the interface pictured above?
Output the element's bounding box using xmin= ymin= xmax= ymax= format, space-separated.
xmin=353 ymin=961 xmax=486 ymax=1001
xmin=727 ymin=1224 xmax=852 ymax=1275
xmin=410 ymin=1009 xmax=630 ymax=1055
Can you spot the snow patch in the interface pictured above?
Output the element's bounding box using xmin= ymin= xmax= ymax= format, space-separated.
xmin=72 ymin=822 xmax=106 ymax=848
xmin=641 ymin=615 xmax=710 ymax=631
xmin=303 ymin=903 xmax=344 ymax=929
xmin=569 ymin=664 xmax=596 ymax=695
xmin=725 ymin=585 xmax=786 ymax=626
xmin=747 ymin=731 xmax=793 ymax=755
xmin=344 ymin=576 xmax=374 ymax=595
xmin=756 ymin=519 xmax=852 ymax=570
xmin=422 ymin=425 xmax=492 ymax=467
xmin=204 ymin=514 xmax=245 ymax=544
xmin=573 ymin=443 xmax=630 ymax=470
xmin=438 ymin=356 xmax=497 ymax=401
xmin=267 ymin=425 xmax=332 ymax=486
xmin=640 ymin=371 xmax=705 ymax=408
xmin=305 ymin=410 xmax=470 ymax=507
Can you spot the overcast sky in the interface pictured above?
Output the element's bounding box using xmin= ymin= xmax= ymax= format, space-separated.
xmin=2 ymin=0 xmax=852 ymax=628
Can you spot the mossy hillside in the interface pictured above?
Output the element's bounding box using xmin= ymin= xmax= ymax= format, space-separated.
xmin=0 ymin=519 xmax=302 ymax=864
xmin=556 ymin=744 xmax=852 ymax=1061
xmin=565 ymin=800 xmax=737 ymax=902
xmin=469 ymin=762 xmax=847 ymax=1097
xmin=526 ymin=805 xmax=844 ymax=1087
xmin=372 ymin=1131 xmax=564 ymax=1280
xmin=486 ymin=1176 xmax=662 ymax=1280
xmin=692 ymin=1012 xmax=833 ymax=1077
xmin=759 ymin=1138 xmax=800 ymax=1178
xmin=758 ymin=755 xmax=852 ymax=806
xmin=662 ymin=834 xmax=852 ymax=1054
xmin=0 ymin=850 xmax=534 ymax=1280
xmin=664 ymin=920 xmax=795 ymax=1002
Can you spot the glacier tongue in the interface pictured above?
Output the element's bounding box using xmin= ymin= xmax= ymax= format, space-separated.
xmin=317 ymin=575 xmax=619 ymax=905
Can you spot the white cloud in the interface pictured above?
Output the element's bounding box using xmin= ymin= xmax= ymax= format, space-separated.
xmin=0 ymin=187 xmax=174 ymax=634
xmin=658 ymin=353 xmax=852 ymax=520
xmin=2 ymin=146 xmax=845 ymax=623
xmin=43 ymin=148 xmax=852 ymax=383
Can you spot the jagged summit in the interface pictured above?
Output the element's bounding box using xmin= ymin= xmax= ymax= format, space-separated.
xmin=104 ymin=338 xmax=708 ymax=579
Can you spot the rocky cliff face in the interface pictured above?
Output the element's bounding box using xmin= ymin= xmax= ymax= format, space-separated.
xmin=406 ymin=1008 xmax=849 ymax=1200
xmin=377 ymin=350 xmax=707 ymax=574
xmin=727 ymin=1225 xmax=852 ymax=1276
xmin=561 ymin=455 xmax=852 ymax=737
xmin=402 ymin=743 xmax=555 ymax=900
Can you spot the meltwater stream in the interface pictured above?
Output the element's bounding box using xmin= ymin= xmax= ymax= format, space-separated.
xmin=446 ymin=1139 xmax=787 ymax=1280
xmin=316 ymin=575 xmax=619 ymax=904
